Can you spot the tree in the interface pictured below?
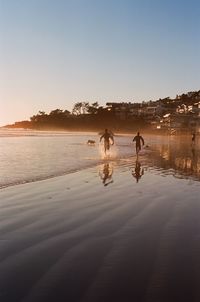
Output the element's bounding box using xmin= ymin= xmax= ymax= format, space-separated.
xmin=72 ymin=102 xmax=89 ymax=115
xmin=38 ymin=111 xmax=46 ymax=115
xmin=87 ymin=102 xmax=99 ymax=114
xmin=49 ymin=109 xmax=64 ymax=116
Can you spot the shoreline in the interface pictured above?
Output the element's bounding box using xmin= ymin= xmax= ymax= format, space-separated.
xmin=1 ymin=126 xmax=198 ymax=136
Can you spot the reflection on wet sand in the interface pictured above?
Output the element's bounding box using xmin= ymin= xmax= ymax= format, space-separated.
xmin=99 ymin=163 xmax=114 ymax=186
xmin=147 ymin=140 xmax=200 ymax=181
xmin=97 ymin=138 xmax=200 ymax=184
xmin=132 ymin=160 xmax=144 ymax=183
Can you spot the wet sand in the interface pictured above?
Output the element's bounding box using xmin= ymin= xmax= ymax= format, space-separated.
xmin=0 ymin=158 xmax=200 ymax=302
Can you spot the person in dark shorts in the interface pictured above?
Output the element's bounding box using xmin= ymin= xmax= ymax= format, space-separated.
xmin=100 ymin=129 xmax=114 ymax=154
xmin=133 ymin=132 xmax=145 ymax=155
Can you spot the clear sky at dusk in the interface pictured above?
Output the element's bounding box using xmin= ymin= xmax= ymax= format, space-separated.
xmin=1 ymin=0 xmax=200 ymax=126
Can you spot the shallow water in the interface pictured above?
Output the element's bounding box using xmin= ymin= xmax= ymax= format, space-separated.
xmin=0 ymin=129 xmax=135 ymax=188
xmin=0 ymin=129 xmax=200 ymax=188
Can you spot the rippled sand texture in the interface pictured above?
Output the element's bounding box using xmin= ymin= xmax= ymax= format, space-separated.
xmin=0 ymin=157 xmax=200 ymax=302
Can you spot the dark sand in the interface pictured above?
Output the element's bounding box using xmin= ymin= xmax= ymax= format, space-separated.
xmin=0 ymin=157 xmax=200 ymax=302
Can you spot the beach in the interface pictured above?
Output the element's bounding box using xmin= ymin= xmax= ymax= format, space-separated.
xmin=2 ymin=0 xmax=200 ymax=299
xmin=0 ymin=131 xmax=200 ymax=302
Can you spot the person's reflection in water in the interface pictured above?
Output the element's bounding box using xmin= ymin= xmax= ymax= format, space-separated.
xmin=191 ymin=147 xmax=196 ymax=158
xmin=191 ymin=145 xmax=198 ymax=174
xmin=99 ymin=163 xmax=113 ymax=186
xmin=132 ymin=160 xmax=144 ymax=183
xmin=191 ymin=132 xmax=196 ymax=146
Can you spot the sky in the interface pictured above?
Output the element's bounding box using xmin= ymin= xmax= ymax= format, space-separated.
xmin=1 ymin=0 xmax=200 ymax=126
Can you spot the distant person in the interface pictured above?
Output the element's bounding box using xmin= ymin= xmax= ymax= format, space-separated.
xmin=133 ymin=132 xmax=145 ymax=155
xmin=192 ymin=133 xmax=196 ymax=146
xmin=100 ymin=129 xmax=114 ymax=154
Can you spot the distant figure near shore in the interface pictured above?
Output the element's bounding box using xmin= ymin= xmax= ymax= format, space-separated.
xmin=192 ymin=133 xmax=196 ymax=146
xmin=100 ymin=129 xmax=114 ymax=155
xmin=133 ymin=132 xmax=145 ymax=156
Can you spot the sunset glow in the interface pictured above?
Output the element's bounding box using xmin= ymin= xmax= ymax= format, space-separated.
xmin=1 ymin=0 xmax=200 ymax=126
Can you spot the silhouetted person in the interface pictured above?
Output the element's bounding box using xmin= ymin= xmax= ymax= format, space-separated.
xmin=192 ymin=133 xmax=196 ymax=145
xmin=100 ymin=129 xmax=114 ymax=154
xmin=133 ymin=132 xmax=145 ymax=155
xmin=132 ymin=160 xmax=144 ymax=183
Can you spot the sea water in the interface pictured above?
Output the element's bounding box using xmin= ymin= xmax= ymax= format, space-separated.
xmin=0 ymin=129 xmax=135 ymax=188
xmin=0 ymin=128 xmax=200 ymax=188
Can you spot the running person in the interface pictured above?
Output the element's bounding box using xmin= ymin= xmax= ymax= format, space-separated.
xmin=100 ymin=129 xmax=114 ymax=154
xmin=133 ymin=132 xmax=145 ymax=155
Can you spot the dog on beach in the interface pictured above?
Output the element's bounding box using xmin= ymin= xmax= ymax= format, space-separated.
xmin=87 ymin=140 xmax=96 ymax=146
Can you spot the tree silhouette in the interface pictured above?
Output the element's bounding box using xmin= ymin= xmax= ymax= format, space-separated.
xmin=88 ymin=102 xmax=99 ymax=114
xmin=72 ymin=102 xmax=89 ymax=115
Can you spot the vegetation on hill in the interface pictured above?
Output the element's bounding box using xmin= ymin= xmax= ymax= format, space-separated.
xmin=5 ymin=90 xmax=200 ymax=133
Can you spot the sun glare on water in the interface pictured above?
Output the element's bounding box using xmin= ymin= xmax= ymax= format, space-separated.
xmin=99 ymin=143 xmax=118 ymax=159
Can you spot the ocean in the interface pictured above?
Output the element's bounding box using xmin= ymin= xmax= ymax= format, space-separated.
xmin=0 ymin=128 xmax=200 ymax=188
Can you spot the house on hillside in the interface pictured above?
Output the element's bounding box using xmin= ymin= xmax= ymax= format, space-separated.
xmin=106 ymin=102 xmax=139 ymax=120
xmin=154 ymin=113 xmax=200 ymax=133
xmin=192 ymin=102 xmax=200 ymax=115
